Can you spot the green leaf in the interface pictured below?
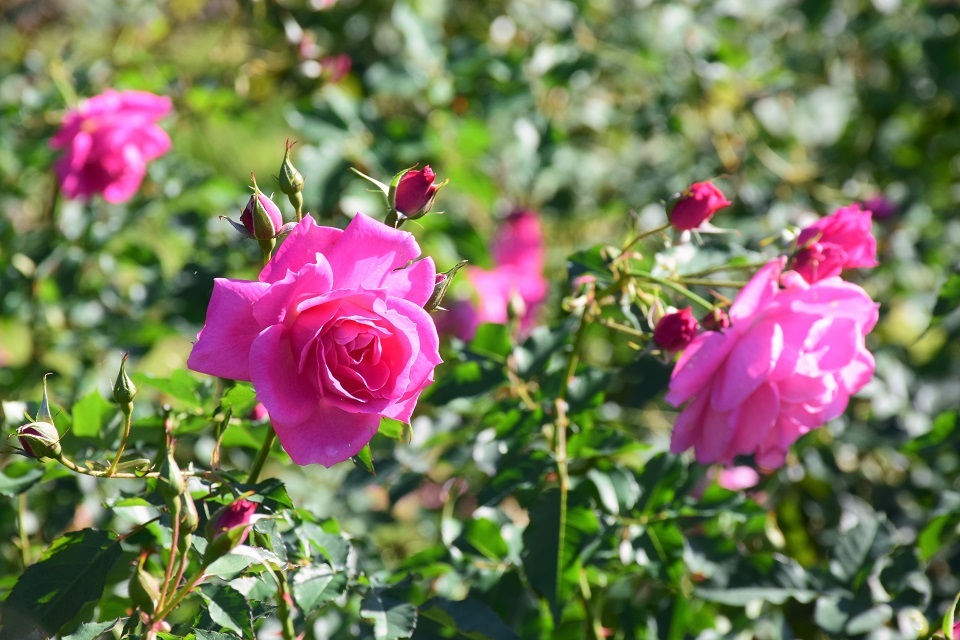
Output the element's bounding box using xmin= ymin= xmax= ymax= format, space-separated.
xmin=220 ymin=384 xmax=256 ymax=413
xmin=352 ymin=444 xmax=375 ymax=474
xmin=299 ymin=523 xmax=351 ymax=569
xmin=198 ymin=584 xmax=253 ymax=639
xmin=204 ymin=553 xmax=256 ymax=579
xmin=62 ymin=619 xmax=119 ymax=640
xmin=195 ymin=631 xmax=241 ymax=640
xmin=944 ymin=590 xmax=960 ymax=639
xmin=419 ymin=598 xmax=520 ymax=640
xmin=0 ymin=464 xmax=45 ymax=498
xmin=0 ymin=529 xmax=122 ymax=639
xmin=134 ymin=370 xmax=202 ymax=408
xmin=463 ymin=518 xmax=509 ymax=562
xmin=360 ymin=590 xmax=418 ymax=640
xmin=933 ymin=271 xmax=960 ymax=324
xmin=70 ymin=391 xmax=113 ymax=439
xmin=292 ymin=566 xmax=348 ymax=614
xmin=469 ymin=324 xmax=512 ymax=360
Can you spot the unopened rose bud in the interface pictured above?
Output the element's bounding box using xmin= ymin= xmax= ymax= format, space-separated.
xmin=789 ymin=241 xmax=847 ymax=284
xmin=178 ymin=492 xmax=200 ymax=554
xmin=391 ymin=165 xmax=447 ymax=221
xmin=158 ymin=448 xmax=186 ymax=505
xmin=653 ymin=308 xmax=699 ymax=352
xmin=113 ymin=353 xmax=138 ymax=413
xmin=425 ymin=260 xmax=468 ymax=312
xmin=203 ymin=499 xmax=259 ymax=564
xmin=278 ymin=139 xmax=305 ymax=216
xmin=129 ymin=562 xmax=161 ymax=615
xmin=240 ymin=177 xmax=284 ymax=241
xmin=668 ymin=182 xmax=731 ymax=231
xmin=701 ymin=308 xmax=731 ymax=332
xmin=17 ymin=421 xmax=61 ymax=460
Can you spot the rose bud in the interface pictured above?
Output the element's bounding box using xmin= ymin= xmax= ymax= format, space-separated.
xmin=17 ymin=422 xmax=62 ymax=460
xmin=392 ymin=165 xmax=447 ymax=220
xmin=113 ymin=352 xmax=138 ymax=414
xmin=240 ymin=182 xmax=284 ymax=241
xmin=203 ymin=499 xmax=259 ymax=564
xmin=789 ymin=241 xmax=847 ymax=284
xmin=701 ymin=308 xmax=731 ymax=332
xmin=791 ymin=204 xmax=878 ymax=283
xmin=278 ymin=139 xmax=305 ymax=217
xmin=862 ymin=195 xmax=896 ymax=221
xmin=653 ymin=308 xmax=699 ymax=352
xmin=668 ymin=182 xmax=732 ymax=231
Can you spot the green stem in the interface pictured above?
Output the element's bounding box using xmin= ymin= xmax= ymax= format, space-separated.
xmin=106 ymin=408 xmax=133 ymax=477
xmin=626 ymin=270 xmax=715 ymax=310
xmin=615 ymin=222 xmax=672 ymax=263
xmin=157 ymin=511 xmax=182 ymax=613
xmin=680 ymin=261 xmax=767 ymax=278
xmin=673 ymin=277 xmax=747 ymax=288
xmin=56 ymin=451 xmax=157 ymax=479
xmin=274 ymin=570 xmax=297 ymax=640
xmin=153 ymin=568 xmax=207 ymax=622
xmin=248 ymin=424 xmax=277 ymax=485
xmin=18 ymin=493 xmax=30 ymax=567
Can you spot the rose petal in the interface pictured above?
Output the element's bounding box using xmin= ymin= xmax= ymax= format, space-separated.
xmin=259 ymin=216 xmax=343 ymax=285
xmin=188 ymin=279 xmax=270 ymax=380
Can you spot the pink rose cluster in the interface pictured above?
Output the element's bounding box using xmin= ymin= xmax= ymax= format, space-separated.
xmin=441 ymin=210 xmax=548 ymax=340
xmin=188 ymin=213 xmax=442 ymax=467
xmin=666 ymin=259 xmax=878 ymax=468
xmin=50 ymin=89 xmax=172 ymax=203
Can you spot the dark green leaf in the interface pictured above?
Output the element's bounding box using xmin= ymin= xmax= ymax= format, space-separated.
xmin=62 ymin=619 xmax=119 ymax=640
xmin=463 ymin=518 xmax=509 ymax=562
xmin=0 ymin=529 xmax=122 ymax=638
xmin=419 ymin=598 xmax=520 ymax=640
xmin=933 ymin=271 xmax=960 ymax=323
xmin=198 ymin=584 xmax=253 ymax=638
xmin=292 ymin=566 xmax=348 ymax=614
xmin=195 ymin=631 xmax=241 ymax=640
xmin=361 ymin=590 xmax=418 ymax=640
xmin=134 ymin=370 xmax=202 ymax=408
xmin=0 ymin=464 xmax=45 ymax=498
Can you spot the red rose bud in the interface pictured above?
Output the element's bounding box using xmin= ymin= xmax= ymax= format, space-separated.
xmin=393 ymin=165 xmax=446 ymax=220
xmin=668 ymin=182 xmax=732 ymax=231
xmin=203 ymin=499 xmax=259 ymax=564
xmin=701 ymin=308 xmax=731 ymax=332
xmin=653 ymin=308 xmax=699 ymax=352
xmin=17 ymin=421 xmax=61 ymax=459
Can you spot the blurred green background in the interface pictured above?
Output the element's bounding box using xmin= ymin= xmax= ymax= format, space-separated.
xmin=2 ymin=0 xmax=960 ymax=638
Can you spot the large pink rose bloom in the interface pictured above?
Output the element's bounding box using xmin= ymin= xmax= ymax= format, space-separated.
xmin=666 ymin=259 xmax=878 ymax=469
xmin=188 ymin=213 xmax=442 ymax=467
xmin=791 ymin=204 xmax=878 ymax=283
xmin=462 ymin=210 xmax=548 ymax=336
xmin=50 ymin=89 xmax=172 ymax=204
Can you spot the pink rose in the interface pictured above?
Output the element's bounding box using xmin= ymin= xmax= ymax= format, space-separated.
xmin=668 ymin=182 xmax=732 ymax=231
xmin=50 ymin=89 xmax=172 ymax=203
xmin=666 ymin=259 xmax=878 ymax=469
xmin=653 ymin=308 xmax=699 ymax=352
xmin=791 ymin=204 xmax=878 ymax=283
xmin=188 ymin=213 xmax=442 ymax=467
xmin=862 ymin=195 xmax=896 ymax=221
xmin=462 ymin=210 xmax=548 ymax=337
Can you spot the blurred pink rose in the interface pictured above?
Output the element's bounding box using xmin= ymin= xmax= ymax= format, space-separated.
xmin=50 ymin=89 xmax=172 ymax=203
xmin=653 ymin=308 xmax=699 ymax=352
xmin=188 ymin=213 xmax=442 ymax=467
xmin=461 ymin=210 xmax=548 ymax=337
xmin=667 ymin=259 xmax=878 ymax=469
xmin=716 ymin=466 xmax=761 ymax=491
xmin=862 ymin=195 xmax=896 ymax=221
xmin=320 ymin=54 xmax=352 ymax=83
xmin=668 ymin=182 xmax=731 ymax=231
xmin=791 ymin=204 xmax=877 ymax=283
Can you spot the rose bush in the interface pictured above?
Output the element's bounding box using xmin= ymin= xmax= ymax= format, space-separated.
xmin=666 ymin=259 xmax=878 ymax=468
xmin=188 ymin=213 xmax=441 ymax=467
xmin=50 ymin=89 xmax=172 ymax=203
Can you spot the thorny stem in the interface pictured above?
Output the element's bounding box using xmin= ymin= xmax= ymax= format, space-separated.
xmin=553 ymin=304 xmax=593 ymax=606
xmin=106 ymin=408 xmax=134 ymax=477
xmin=152 ymin=567 xmax=207 ymax=622
xmin=248 ymin=424 xmax=277 ymax=485
xmin=55 ymin=451 xmax=158 ymax=479
xmin=157 ymin=512 xmax=181 ymax=613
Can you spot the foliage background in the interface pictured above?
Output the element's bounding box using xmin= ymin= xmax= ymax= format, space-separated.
xmin=1 ymin=0 xmax=960 ymax=638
